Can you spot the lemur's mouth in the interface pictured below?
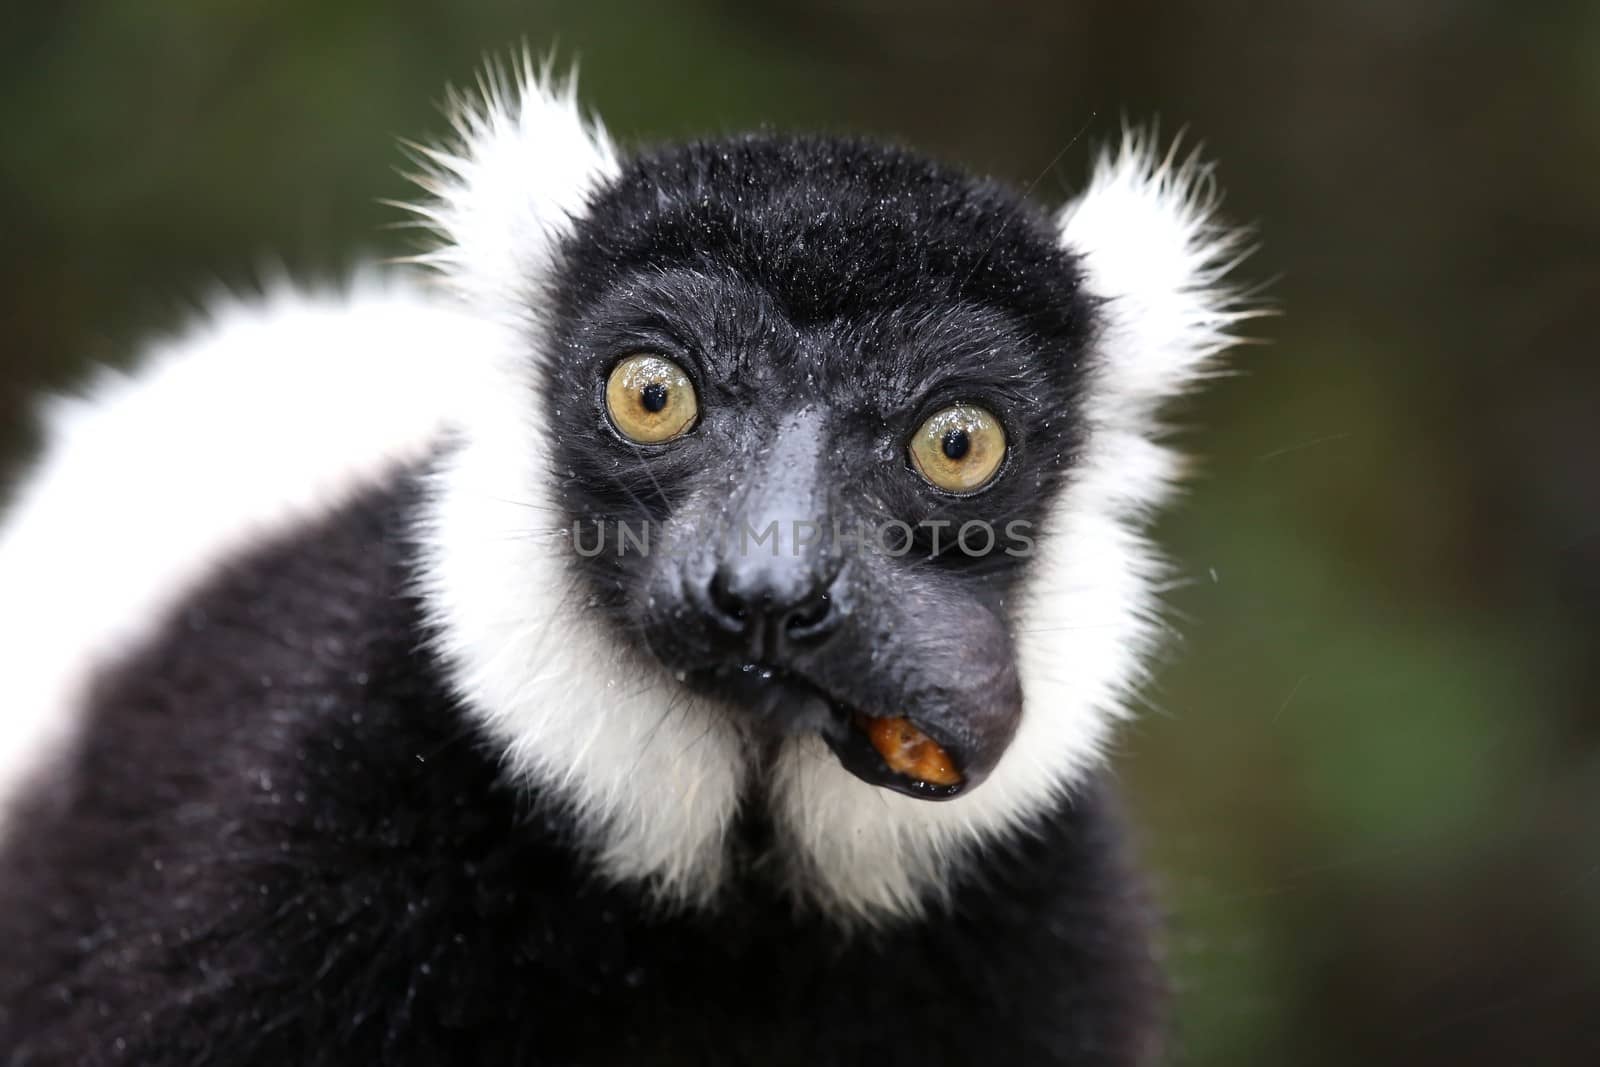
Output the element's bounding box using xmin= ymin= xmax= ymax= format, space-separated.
xmin=697 ymin=662 xmax=968 ymax=800
xmin=825 ymin=707 xmax=968 ymax=800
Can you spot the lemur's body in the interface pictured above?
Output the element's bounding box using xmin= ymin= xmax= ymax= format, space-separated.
xmin=0 ymin=69 xmax=1248 ymax=1065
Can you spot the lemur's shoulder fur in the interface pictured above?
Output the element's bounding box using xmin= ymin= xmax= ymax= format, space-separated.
xmin=0 ymin=63 xmax=1250 ymax=1064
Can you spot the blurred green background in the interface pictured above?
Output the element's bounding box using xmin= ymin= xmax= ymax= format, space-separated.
xmin=3 ymin=2 xmax=1597 ymax=1062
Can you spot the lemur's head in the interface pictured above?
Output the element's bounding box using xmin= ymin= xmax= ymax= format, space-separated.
xmin=416 ymin=63 xmax=1250 ymax=921
xmin=548 ymin=138 xmax=1092 ymax=800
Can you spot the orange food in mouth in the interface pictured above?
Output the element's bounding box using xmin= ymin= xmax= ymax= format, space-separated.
xmin=855 ymin=714 xmax=962 ymax=787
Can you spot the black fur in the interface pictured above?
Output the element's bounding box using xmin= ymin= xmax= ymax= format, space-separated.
xmin=0 ymin=480 xmax=1160 ymax=1065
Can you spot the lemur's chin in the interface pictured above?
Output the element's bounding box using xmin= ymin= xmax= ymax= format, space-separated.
xmin=826 ymin=708 xmax=970 ymax=801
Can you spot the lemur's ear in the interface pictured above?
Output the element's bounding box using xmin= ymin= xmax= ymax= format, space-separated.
xmin=1057 ymin=132 xmax=1256 ymax=456
xmin=399 ymin=57 xmax=619 ymax=321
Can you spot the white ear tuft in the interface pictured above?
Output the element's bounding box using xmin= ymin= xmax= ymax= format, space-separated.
xmin=1058 ymin=130 xmax=1257 ymax=442
xmin=396 ymin=55 xmax=621 ymax=321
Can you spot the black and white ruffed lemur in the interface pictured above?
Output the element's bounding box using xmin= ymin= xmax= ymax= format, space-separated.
xmin=0 ymin=61 xmax=1254 ymax=1066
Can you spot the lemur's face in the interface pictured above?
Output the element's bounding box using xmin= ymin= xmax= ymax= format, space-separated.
xmin=542 ymin=139 xmax=1092 ymax=799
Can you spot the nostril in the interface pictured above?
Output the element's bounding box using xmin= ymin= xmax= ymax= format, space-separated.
xmin=707 ymin=568 xmax=751 ymax=632
xmin=783 ymin=590 xmax=836 ymax=642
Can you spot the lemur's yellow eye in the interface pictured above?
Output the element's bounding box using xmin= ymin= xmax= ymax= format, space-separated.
xmin=909 ymin=404 xmax=1006 ymax=493
xmin=605 ymin=354 xmax=699 ymax=444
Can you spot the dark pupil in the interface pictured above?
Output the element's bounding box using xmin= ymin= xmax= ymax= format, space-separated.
xmin=941 ymin=429 xmax=971 ymax=461
xmin=640 ymin=383 xmax=669 ymax=413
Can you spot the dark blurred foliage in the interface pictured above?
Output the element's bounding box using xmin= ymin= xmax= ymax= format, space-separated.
xmin=3 ymin=2 xmax=1598 ymax=1062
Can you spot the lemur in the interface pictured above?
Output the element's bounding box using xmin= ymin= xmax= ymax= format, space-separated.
xmin=0 ymin=63 xmax=1251 ymax=1065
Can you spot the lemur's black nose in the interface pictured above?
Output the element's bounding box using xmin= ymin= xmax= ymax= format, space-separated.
xmin=704 ymin=564 xmax=842 ymax=654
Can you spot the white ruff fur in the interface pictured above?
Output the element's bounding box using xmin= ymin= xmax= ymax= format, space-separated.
xmin=402 ymin=64 xmax=751 ymax=904
xmin=0 ymin=66 xmax=1250 ymax=922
